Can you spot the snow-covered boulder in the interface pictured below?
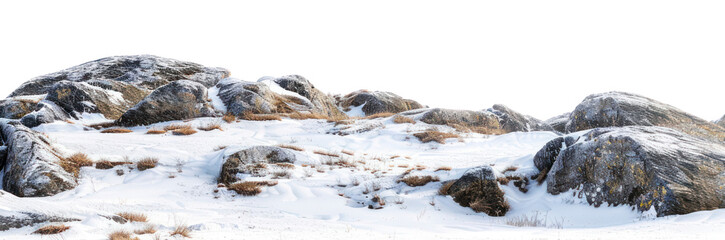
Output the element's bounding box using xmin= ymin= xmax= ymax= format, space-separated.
xmin=717 ymin=115 xmax=725 ymax=128
xmin=446 ymin=166 xmax=509 ymax=216
xmin=532 ymin=136 xmax=577 ymax=172
xmin=19 ymin=101 xmax=70 ymax=128
xmin=415 ymin=108 xmax=505 ymax=134
xmin=9 ymin=55 xmax=229 ymax=97
xmin=545 ymin=112 xmax=570 ymax=133
xmin=0 ymin=120 xmax=76 ymax=197
xmin=565 ymin=92 xmax=725 ymax=142
xmin=219 ymin=146 xmax=296 ymax=185
xmin=272 ymin=75 xmax=345 ymax=118
xmin=337 ymin=90 xmax=424 ymax=116
xmin=0 ymin=99 xmax=37 ymax=119
xmin=0 ymin=191 xmax=80 ymax=231
xmin=116 ymin=80 xmax=216 ymax=126
xmin=545 ymin=126 xmax=725 ymax=216
xmin=486 ymin=104 xmax=554 ymax=132
xmin=45 ymin=80 xmax=142 ymax=120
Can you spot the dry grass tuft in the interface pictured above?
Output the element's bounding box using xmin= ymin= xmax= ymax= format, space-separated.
xmin=137 ymin=157 xmax=159 ymax=171
xmin=222 ymin=113 xmax=237 ymax=123
xmin=287 ymin=112 xmax=329 ymax=120
xmin=451 ymin=180 xmax=510 ymax=216
xmin=95 ymin=160 xmax=133 ymax=169
xmin=435 ymin=166 xmax=452 ymax=172
xmin=341 ymin=150 xmax=355 ymax=156
xmin=109 ymin=230 xmax=139 ymax=240
xmin=164 ymin=124 xmax=191 ymax=131
xmin=145 ymin=129 xmax=166 ymax=134
xmin=170 ymin=223 xmax=191 ymax=238
xmin=439 ymin=181 xmax=455 ymax=195
xmin=399 ymin=175 xmax=440 ymax=187
xmin=313 ymin=150 xmax=340 ymax=158
xmin=214 ymin=145 xmax=228 ymax=151
xmin=535 ymin=167 xmax=549 ymax=184
xmin=277 ymin=144 xmax=304 ymax=151
xmin=171 ymin=125 xmax=197 ymax=136
xmin=199 ymin=122 xmax=223 ymax=131
xmin=274 ymin=163 xmax=295 ymax=169
xmin=241 ymin=112 xmax=282 ymax=121
xmin=228 ymin=182 xmax=263 ymax=196
xmin=33 ymin=224 xmax=70 ymax=235
xmin=497 ymin=177 xmax=511 ymax=185
xmin=503 ymin=166 xmax=519 ymax=173
xmin=413 ymin=131 xmax=461 ymax=144
xmin=365 ymin=112 xmax=395 ymax=119
xmin=134 ymin=224 xmax=157 ymax=235
xmin=393 ymin=115 xmax=416 ymax=124
xmin=117 ymin=212 xmax=148 ymax=222
xmin=101 ymin=128 xmax=133 ymax=134
xmin=60 ymin=153 xmax=93 ymax=178
xmin=88 ymin=121 xmax=117 ymax=130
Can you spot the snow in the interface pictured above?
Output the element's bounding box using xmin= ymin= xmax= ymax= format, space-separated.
xmin=258 ymin=77 xmax=312 ymax=104
xmin=344 ymin=102 xmax=366 ymax=117
xmin=1 ymin=117 xmax=724 ymax=239
xmin=207 ymin=85 xmax=226 ymax=112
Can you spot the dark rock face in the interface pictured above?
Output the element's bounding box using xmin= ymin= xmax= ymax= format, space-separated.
xmin=717 ymin=115 xmax=725 ymax=128
xmin=565 ymin=92 xmax=725 ymax=142
xmin=0 ymin=190 xmax=81 ymax=231
xmin=272 ymin=75 xmax=345 ymax=118
xmin=533 ymin=136 xmax=577 ymax=172
xmin=338 ymin=90 xmax=423 ymax=116
xmin=546 ymin=126 xmax=725 ymax=216
xmin=0 ymin=99 xmax=38 ymax=119
xmin=447 ymin=166 xmax=509 ymax=216
xmin=486 ymin=104 xmax=554 ymax=132
xmin=45 ymin=81 xmax=141 ymax=120
xmin=418 ymin=108 xmax=505 ymax=134
xmin=116 ymin=80 xmax=216 ymax=126
xmin=0 ymin=120 xmax=77 ymax=197
xmin=545 ymin=112 xmax=570 ymax=133
xmin=19 ymin=101 xmax=70 ymax=128
xmin=9 ymin=55 xmax=229 ymax=97
xmin=218 ymin=146 xmax=296 ymax=185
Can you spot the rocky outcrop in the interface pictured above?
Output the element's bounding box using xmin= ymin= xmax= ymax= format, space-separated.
xmin=544 ymin=126 xmax=725 ymax=216
xmin=533 ymin=136 xmax=577 ymax=172
xmin=272 ymin=75 xmax=345 ymax=118
xmin=218 ymin=146 xmax=296 ymax=185
xmin=45 ymin=81 xmax=142 ymax=120
xmin=717 ymin=115 xmax=725 ymax=128
xmin=0 ymin=98 xmax=38 ymax=119
xmin=116 ymin=80 xmax=216 ymax=126
xmin=545 ymin=112 xmax=570 ymax=133
xmin=446 ymin=166 xmax=509 ymax=216
xmin=337 ymin=90 xmax=423 ymax=116
xmin=415 ymin=108 xmax=505 ymax=134
xmin=19 ymin=101 xmax=70 ymax=128
xmin=9 ymin=55 xmax=229 ymax=97
xmin=486 ymin=104 xmax=554 ymax=132
xmin=0 ymin=120 xmax=77 ymax=197
xmin=565 ymin=92 xmax=725 ymax=142
xmin=0 ymin=190 xmax=81 ymax=231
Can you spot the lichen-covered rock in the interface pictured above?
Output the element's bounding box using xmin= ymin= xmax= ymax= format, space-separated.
xmin=272 ymin=75 xmax=346 ymax=118
xmin=9 ymin=55 xmax=229 ymax=97
xmin=533 ymin=136 xmax=577 ymax=172
xmin=0 ymin=98 xmax=38 ymax=119
xmin=446 ymin=166 xmax=509 ymax=216
xmin=717 ymin=115 xmax=725 ymax=128
xmin=337 ymin=90 xmax=423 ymax=116
xmin=0 ymin=120 xmax=77 ymax=197
xmin=565 ymin=92 xmax=725 ymax=142
xmin=116 ymin=80 xmax=216 ymax=126
xmin=45 ymin=81 xmax=141 ymax=120
xmin=546 ymin=126 xmax=725 ymax=216
xmin=486 ymin=104 xmax=554 ymax=132
xmin=19 ymin=101 xmax=70 ymax=128
xmin=0 ymin=190 xmax=80 ymax=231
xmin=417 ymin=108 xmax=505 ymax=134
xmin=218 ymin=146 xmax=296 ymax=185
xmin=545 ymin=112 xmax=570 ymax=133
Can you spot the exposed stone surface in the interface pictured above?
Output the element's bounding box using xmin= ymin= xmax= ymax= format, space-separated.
xmin=545 ymin=112 xmax=570 ymax=133
xmin=9 ymin=55 xmax=229 ymax=97
xmin=19 ymin=101 xmax=70 ymax=128
xmin=447 ymin=166 xmax=509 ymax=216
xmin=218 ymin=146 xmax=296 ymax=185
xmin=272 ymin=75 xmax=345 ymax=118
xmin=486 ymin=104 xmax=554 ymax=132
xmin=116 ymin=80 xmax=216 ymax=126
xmin=416 ymin=108 xmax=505 ymax=134
xmin=546 ymin=126 xmax=725 ymax=216
xmin=45 ymin=81 xmax=140 ymax=120
xmin=717 ymin=115 xmax=725 ymax=128
xmin=337 ymin=90 xmax=423 ymax=116
xmin=565 ymin=92 xmax=725 ymax=142
xmin=533 ymin=136 xmax=577 ymax=172
xmin=0 ymin=120 xmax=77 ymax=197
xmin=0 ymin=98 xmax=38 ymax=119
xmin=0 ymin=190 xmax=81 ymax=231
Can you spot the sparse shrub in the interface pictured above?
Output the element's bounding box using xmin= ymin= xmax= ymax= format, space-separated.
xmin=397 ymin=164 xmax=409 ymax=168
xmin=33 ymin=224 xmax=70 ymax=235
xmin=145 ymin=129 xmax=166 ymax=134
xmin=164 ymin=124 xmax=190 ymax=131
xmin=278 ymin=144 xmax=304 ymax=151
xmin=117 ymin=212 xmax=148 ymax=222
xmin=170 ymin=223 xmax=191 ymax=238
xmin=365 ymin=112 xmax=394 ymax=119
xmin=199 ymin=122 xmax=223 ymax=131
xmin=171 ymin=125 xmax=197 ymax=135
xmin=241 ymin=111 xmax=282 ymax=121
xmin=536 ymin=167 xmax=549 ymax=184
xmin=287 ymin=112 xmax=329 ymax=120
xmin=313 ymin=150 xmax=340 ymax=158
xmin=88 ymin=121 xmax=116 ymax=130
xmin=222 ymin=113 xmax=237 ymax=123
xmin=275 ymin=163 xmax=295 ymax=169
xmin=271 ymin=169 xmax=292 ymax=179
xmin=413 ymin=131 xmax=461 ymax=144
xmin=439 ymin=181 xmax=455 ymax=195
xmin=393 ymin=115 xmax=415 ymax=124
xmin=101 ymin=128 xmax=133 ymax=134
xmin=95 ymin=160 xmax=133 ymax=170
xmin=415 ymin=165 xmax=427 ymax=171
xmin=134 ymin=224 xmax=157 ymax=235
xmin=341 ymin=150 xmax=355 ymax=156
xmin=109 ymin=230 xmax=139 ymax=240
xmin=399 ymin=175 xmax=440 ymax=187
xmin=60 ymin=153 xmax=93 ymax=178
xmin=503 ymin=166 xmax=519 ymax=173
xmin=451 ymin=180 xmax=510 ymax=216
xmin=435 ymin=166 xmax=452 ymax=171
xmin=497 ymin=177 xmax=511 ymax=185
xmin=137 ymin=157 xmax=158 ymax=171
xmin=228 ymin=182 xmax=262 ymax=196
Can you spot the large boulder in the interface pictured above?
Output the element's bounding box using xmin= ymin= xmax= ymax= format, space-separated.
xmin=272 ymin=75 xmax=346 ymax=118
xmin=446 ymin=166 xmax=509 ymax=216
xmin=218 ymin=146 xmax=296 ymax=185
xmin=45 ymin=80 xmax=143 ymax=120
xmin=0 ymin=120 xmax=77 ymax=197
xmin=486 ymin=104 xmax=554 ymax=132
xmin=532 ymin=136 xmax=577 ymax=172
xmin=19 ymin=101 xmax=70 ymax=128
xmin=415 ymin=108 xmax=505 ymax=134
xmin=337 ymin=90 xmax=423 ymax=116
xmin=545 ymin=126 xmax=725 ymax=217
xmin=0 ymin=191 xmax=80 ymax=231
xmin=717 ymin=115 xmax=725 ymax=128
xmin=116 ymin=80 xmax=216 ymax=126
xmin=0 ymin=98 xmax=39 ymax=119
xmin=9 ymin=55 xmax=229 ymax=97
xmin=545 ymin=112 xmax=570 ymax=133
xmin=565 ymin=92 xmax=725 ymax=142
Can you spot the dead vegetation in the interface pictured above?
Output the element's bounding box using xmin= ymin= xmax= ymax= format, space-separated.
xmin=277 ymin=144 xmax=304 ymax=151
xmin=101 ymin=128 xmax=133 ymax=134
xmin=241 ymin=111 xmax=282 ymax=121
xmin=439 ymin=181 xmax=455 ymax=195
xmin=170 ymin=223 xmax=191 ymax=238
xmin=413 ymin=131 xmax=461 ymax=144
xmin=274 ymin=163 xmax=295 ymax=169
xmin=503 ymin=166 xmax=519 ymax=173
xmin=164 ymin=124 xmax=191 ymax=131
xmin=450 ymin=180 xmax=510 ymax=216
xmin=313 ymin=150 xmax=340 ymax=158
xmin=228 ymin=181 xmax=263 ymax=196
xmin=95 ymin=160 xmax=133 ymax=169
xmin=199 ymin=122 xmax=223 ymax=131
xmin=88 ymin=121 xmax=116 ymax=130
xmin=392 ymin=115 xmax=416 ymax=124
xmin=60 ymin=153 xmax=93 ymax=178
xmin=365 ymin=112 xmax=395 ymax=119
xmin=399 ymin=175 xmax=440 ymax=187
xmin=435 ymin=166 xmax=452 ymax=172
xmin=222 ymin=113 xmax=237 ymax=123
xmin=171 ymin=125 xmax=198 ymax=135
xmin=33 ymin=224 xmax=70 ymax=235
xmin=287 ymin=112 xmax=329 ymax=120
xmin=117 ymin=212 xmax=148 ymax=222
xmin=535 ymin=167 xmax=549 ymax=184
xmin=109 ymin=230 xmax=139 ymax=240
xmin=137 ymin=157 xmax=159 ymax=171
xmin=145 ymin=129 xmax=166 ymax=134
xmin=134 ymin=224 xmax=157 ymax=235
xmin=341 ymin=150 xmax=355 ymax=156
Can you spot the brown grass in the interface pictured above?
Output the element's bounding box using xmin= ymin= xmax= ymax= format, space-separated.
xmin=277 ymin=144 xmax=304 ymax=151
xmin=365 ymin=112 xmax=395 ymax=119
xmin=313 ymin=150 xmax=340 ymax=158
xmin=439 ymin=181 xmax=455 ymax=195
xmin=341 ymin=150 xmax=355 ymax=156
xmin=101 ymin=128 xmax=133 ymax=134
xmin=503 ymin=166 xmax=519 ymax=173
xmin=60 ymin=153 xmax=93 ymax=178
xmin=117 ymin=212 xmax=148 ymax=222
xmin=171 ymin=125 xmax=197 ymax=135
xmin=145 ymin=129 xmax=166 ymax=134
xmin=451 ymin=180 xmax=510 ymax=216
xmin=399 ymin=175 xmax=440 ymax=187
xmin=136 ymin=157 xmax=158 ymax=171
xmin=393 ymin=115 xmax=416 ymax=124
xmin=88 ymin=121 xmax=116 ymax=130
xmin=435 ymin=166 xmax=452 ymax=172
xmin=134 ymin=224 xmax=157 ymax=235
xmin=535 ymin=167 xmax=549 ymax=184
xmin=95 ymin=160 xmax=133 ymax=170
xmin=164 ymin=124 xmax=191 ymax=131
xmin=109 ymin=231 xmax=139 ymax=240
xmin=222 ymin=113 xmax=237 ymax=123
xmin=287 ymin=112 xmax=329 ymax=120
xmin=397 ymin=164 xmax=409 ymax=168
xmin=214 ymin=145 xmax=228 ymax=151
xmin=497 ymin=177 xmax=511 ymax=185
xmin=241 ymin=111 xmax=282 ymax=121
xmin=33 ymin=224 xmax=70 ymax=235
xmin=228 ymin=182 xmax=262 ymax=196
xmin=275 ymin=163 xmax=295 ymax=169
xmin=413 ymin=131 xmax=461 ymax=144
xmin=199 ymin=122 xmax=223 ymax=131
xmin=170 ymin=223 xmax=191 ymax=238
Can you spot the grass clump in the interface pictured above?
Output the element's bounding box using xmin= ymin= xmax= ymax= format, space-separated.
xmin=33 ymin=224 xmax=70 ymax=235
xmin=145 ymin=129 xmax=166 ymax=134
xmin=341 ymin=150 xmax=355 ymax=156
xmin=365 ymin=112 xmax=395 ymax=119
xmin=109 ymin=230 xmax=139 ymax=240
xmin=222 ymin=113 xmax=237 ymax=123
xmin=277 ymin=144 xmax=304 ymax=151
xmin=435 ymin=166 xmax=452 ymax=171
xmin=241 ymin=112 xmax=282 ymax=121
xmin=313 ymin=150 xmax=340 ymax=158
xmin=392 ymin=115 xmax=416 ymax=124
xmin=199 ymin=122 xmax=223 ymax=131
xmin=287 ymin=112 xmax=329 ymax=120
xmin=117 ymin=212 xmax=148 ymax=222
xmin=439 ymin=181 xmax=455 ymax=195
xmin=171 ymin=125 xmax=197 ymax=135
xmin=60 ymin=153 xmax=93 ymax=178
xmin=413 ymin=131 xmax=461 ymax=144
xmin=399 ymin=175 xmax=440 ymax=187
xmin=101 ymin=128 xmax=133 ymax=134
xmin=170 ymin=223 xmax=191 ymax=238
xmin=137 ymin=157 xmax=159 ymax=171
xmin=95 ymin=160 xmax=133 ymax=169
xmin=228 ymin=182 xmax=263 ymax=196
xmin=164 ymin=124 xmax=190 ymax=131
xmin=451 ymin=180 xmax=510 ymax=216
xmin=134 ymin=224 xmax=157 ymax=235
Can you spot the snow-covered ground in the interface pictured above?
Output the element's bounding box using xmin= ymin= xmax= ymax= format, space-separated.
xmin=1 ymin=116 xmax=724 ymax=239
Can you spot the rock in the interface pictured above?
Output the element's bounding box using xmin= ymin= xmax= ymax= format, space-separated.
xmin=717 ymin=115 xmax=725 ymax=128
xmin=417 ymin=108 xmax=505 ymax=134
xmin=218 ymin=146 xmax=296 ymax=185
xmin=546 ymin=126 xmax=725 ymax=216
xmin=9 ymin=55 xmax=229 ymax=97
xmin=19 ymin=101 xmax=70 ymax=128
xmin=0 ymin=120 xmax=77 ymax=197
xmin=0 ymin=98 xmax=38 ymax=119
xmin=337 ymin=90 xmax=423 ymax=116
xmin=532 ymin=136 xmax=577 ymax=172
xmin=486 ymin=104 xmax=554 ymax=132
xmin=565 ymin=92 xmax=725 ymax=142
xmin=0 ymin=190 xmax=81 ymax=231
xmin=545 ymin=112 xmax=570 ymax=133
xmin=45 ymin=80 xmax=141 ymax=120
xmin=116 ymin=80 xmax=216 ymax=126
xmin=0 ymin=145 xmax=6 ymax=168
xmin=446 ymin=166 xmax=509 ymax=216
xmin=271 ymin=75 xmax=345 ymax=118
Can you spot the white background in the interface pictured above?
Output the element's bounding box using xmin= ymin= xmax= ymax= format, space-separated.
xmin=1 ymin=0 xmax=723 ymax=120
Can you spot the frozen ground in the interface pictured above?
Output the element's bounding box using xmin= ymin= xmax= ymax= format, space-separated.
xmin=1 ymin=116 xmax=724 ymax=239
